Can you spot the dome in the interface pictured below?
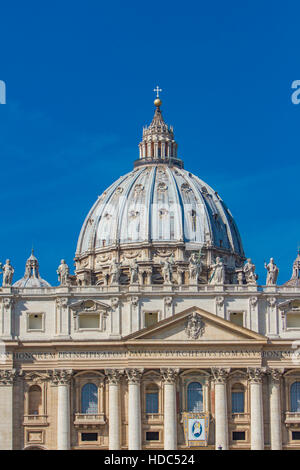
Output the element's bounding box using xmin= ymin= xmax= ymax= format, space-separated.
xmin=13 ymin=251 xmax=51 ymax=288
xmin=75 ymin=97 xmax=245 ymax=285
xmin=76 ymin=165 xmax=243 ymax=256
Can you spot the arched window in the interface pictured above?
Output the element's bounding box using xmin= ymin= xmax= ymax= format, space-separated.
xmin=187 ymin=382 xmax=203 ymax=412
xmin=81 ymin=383 xmax=98 ymax=414
xmin=291 ymin=382 xmax=300 ymax=412
xmin=146 ymin=384 xmax=159 ymax=413
xmin=231 ymin=384 xmax=245 ymax=413
xmin=28 ymin=385 xmax=42 ymax=415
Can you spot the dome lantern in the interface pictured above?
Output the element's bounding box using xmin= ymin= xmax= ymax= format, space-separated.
xmin=136 ymin=87 xmax=183 ymax=169
xmin=13 ymin=250 xmax=51 ymax=288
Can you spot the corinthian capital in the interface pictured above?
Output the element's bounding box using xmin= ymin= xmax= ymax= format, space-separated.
xmin=125 ymin=368 xmax=144 ymax=384
xmin=267 ymin=368 xmax=284 ymax=382
xmin=211 ymin=367 xmax=230 ymax=383
xmin=105 ymin=369 xmax=124 ymax=385
xmin=3 ymin=298 xmax=13 ymax=309
xmin=0 ymin=369 xmax=17 ymax=385
xmin=247 ymin=367 xmax=266 ymax=384
xmin=160 ymin=368 xmax=180 ymax=384
xmin=51 ymin=369 xmax=73 ymax=385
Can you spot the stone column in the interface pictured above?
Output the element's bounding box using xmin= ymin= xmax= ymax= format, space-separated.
xmin=248 ymin=368 xmax=265 ymax=450
xmin=0 ymin=369 xmax=16 ymax=449
xmin=161 ymin=368 xmax=179 ymax=450
xmin=52 ymin=369 xmax=73 ymax=450
xmin=105 ymin=369 xmax=123 ymax=450
xmin=269 ymin=368 xmax=283 ymax=450
xmin=211 ymin=367 xmax=230 ymax=450
xmin=126 ymin=368 xmax=143 ymax=450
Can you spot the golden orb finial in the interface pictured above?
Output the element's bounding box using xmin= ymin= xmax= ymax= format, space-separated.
xmin=154 ymin=97 xmax=162 ymax=107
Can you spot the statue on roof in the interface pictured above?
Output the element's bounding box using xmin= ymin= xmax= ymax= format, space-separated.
xmin=209 ymin=257 xmax=225 ymax=285
xmin=129 ymin=259 xmax=139 ymax=284
xmin=243 ymin=258 xmax=258 ymax=285
xmin=161 ymin=255 xmax=174 ymax=284
xmin=188 ymin=250 xmax=204 ymax=284
xmin=57 ymin=260 xmax=70 ymax=286
xmin=110 ymin=258 xmax=121 ymax=285
xmin=264 ymin=258 xmax=279 ymax=286
xmin=0 ymin=259 xmax=14 ymax=286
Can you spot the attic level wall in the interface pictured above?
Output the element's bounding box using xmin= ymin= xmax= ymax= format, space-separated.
xmin=0 ymin=289 xmax=299 ymax=339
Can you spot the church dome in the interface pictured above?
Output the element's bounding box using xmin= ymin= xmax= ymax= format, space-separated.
xmin=13 ymin=251 xmax=51 ymax=288
xmin=75 ymin=95 xmax=244 ymax=284
xmin=76 ymin=165 xmax=243 ymax=256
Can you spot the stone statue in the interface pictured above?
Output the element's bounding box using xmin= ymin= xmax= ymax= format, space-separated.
xmin=160 ymin=255 xmax=174 ymax=284
xmin=129 ymin=259 xmax=139 ymax=284
xmin=188 ymin=251 xmax=203 ymax=284
xmin=243 ymin=258 xmax=258 ymax=285
xmin=0 ymin=259 xmax=14 ymax=286
xmin=264 ymin=258 xmax=279 ymax=286
xmin=57 ymin=259 xmax=70 ymax=286
xmin=110 ymin=258 xmax=120 ymax=285
xmin=209 ymin=257 xmax=225 ymax=285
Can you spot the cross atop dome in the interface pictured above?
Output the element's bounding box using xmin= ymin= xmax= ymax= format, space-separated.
xmin=153 ymin=85 xmax=162 ymax=98
xmin=153 ymin=86 xmax=162 ymax=107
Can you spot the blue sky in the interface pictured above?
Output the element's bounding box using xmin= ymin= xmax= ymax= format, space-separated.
xmin=0 ymin=0 xmax=299 ymax=285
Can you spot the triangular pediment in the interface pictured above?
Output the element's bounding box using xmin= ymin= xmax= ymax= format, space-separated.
xmin=125 ymin=306 xmax=267 ymax=343
xmin=69 ymin=299 xmax=110 ymax=312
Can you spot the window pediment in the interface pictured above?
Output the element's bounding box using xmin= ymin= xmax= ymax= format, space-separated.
xmin=69 ymin=299 xmax=110 ymax=314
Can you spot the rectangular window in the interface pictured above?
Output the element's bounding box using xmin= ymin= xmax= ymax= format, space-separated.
xmin=79 ymin=314 xmax=99 ymax=329
xmin=28 ymin=313 xmax=43 ymax=331
xmin=145 ymin=312 xmax=158 ymax=328
xmin=146 ymin=431 xmax=159 ymax=441
xmin=292 ymin=431 xmax=300 ymax=440
xmin=230 ymin=312 xmax=244 ymax=327
xmin=81 ymin=433 xmax=98 ymax=442
xmin=146 ymin=392 xmax=159 ymax=413
xmin=287 ymin=314 xmax=300 ymax=328
xmin=232 ymin=392 xmax=244 ymax=413
xmin=232 ymin=431 xmax=245 ymax=441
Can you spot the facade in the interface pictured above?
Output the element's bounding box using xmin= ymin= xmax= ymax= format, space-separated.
xmin=1 ymin=96 xmax=300 ymax=450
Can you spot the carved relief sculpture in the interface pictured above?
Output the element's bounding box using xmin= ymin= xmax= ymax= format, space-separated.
xmin=185 ymin=312 xmax=205 ymax=339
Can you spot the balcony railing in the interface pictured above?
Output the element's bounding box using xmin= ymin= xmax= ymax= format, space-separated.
xmin=23 ymin=414 xmax=48 ymax=426
xmin=230 ymin=412 xmax=250 ymax=423
xmin=74 ymin=413 xmax=106 ymax=426
xmin=143 ymin=413 xmax=163 ymax=423
xmin=285 ymin=412 xmax=300 ymax=424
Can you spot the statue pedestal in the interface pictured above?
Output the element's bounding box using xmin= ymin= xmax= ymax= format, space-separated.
xmin=247 ymin=285 xmax=259 ymax=292
xmin=264 ymin=286 xmax=277 ymax=293
xmin=189 ymin=284 xmax=199 ymax=292
xmin=58 ymin=286 xmax=69 ymax=294
xmin=129 ymin=284 xmax=139 ymax=292
xmin=109 ymin=285 xmax=119 ymax=293
xmin=1 ymin=287 xmax=11 ymax=293
xmin=163 ymin=284 xmax=172 ymax=292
